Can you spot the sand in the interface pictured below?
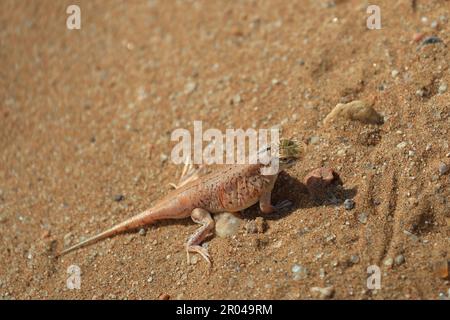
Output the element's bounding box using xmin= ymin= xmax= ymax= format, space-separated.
xmin=0 ymin=0 xmax=449 ymax=299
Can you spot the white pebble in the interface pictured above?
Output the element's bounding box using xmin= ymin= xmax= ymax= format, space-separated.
xmin=214 ymin=212 xmax=242 ymax=238
xmin=184 ymin=81 xmax=197 ymax=95
xmin=438 ymin=83 xmax=447 ymax=94
xmin=396 ymin=141 xmax=407 ymax=149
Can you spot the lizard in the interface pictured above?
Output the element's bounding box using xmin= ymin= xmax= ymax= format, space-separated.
xmin=58 ymin=139 xmax=301 ymax=264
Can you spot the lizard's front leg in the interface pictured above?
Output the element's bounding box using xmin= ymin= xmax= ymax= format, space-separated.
xmin=259 ymin=191 xmax=292 ymax=214
xmin=185 ymin=208 xmax=215 ymax=265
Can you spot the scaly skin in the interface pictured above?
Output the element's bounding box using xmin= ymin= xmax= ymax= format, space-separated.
xmin=58 ymin=154 xmax=298 ymax=264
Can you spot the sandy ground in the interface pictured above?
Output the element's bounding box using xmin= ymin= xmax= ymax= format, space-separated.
xmin=0 ymin=0 xmax=449 ymax=300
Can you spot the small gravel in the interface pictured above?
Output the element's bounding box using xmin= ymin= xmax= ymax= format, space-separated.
xmin=415 ymin=89 xmax=425 ymax=98
xmin=184 ymin=81 xmax=197 ymax=95
xmin=113 ymin=194 xmax=125 ymax=202
xmin=292 ymin=264 xmax=309 ymax=280
xmin=230 ymin=94 xmax=242 ymax=105
xmin=344 ymin=199 xmax=355 ymax=210
xmin=63 ymin=233 xmax=73 ymax=247
xmin=383 ymin=257 xmax=394 ymax=267
xmin=310 ymin=286 xmax=335 ymax=299
xmin=309 ymin=136 xmax=320 ymax=144
xmin=438 ymin=162 xmax=449 ymax=175
xmin=350 ymin=255 xmax=360 ymax=264
xmin=160 ymin=153 xmax=169 ymax=163
xmin=438 ymin=83 xmax=447 ymax=94
xmin=395 ymin=254 xmax=405 ymax=266
xmin=244 ymin=217 xmax=266 ymax=234
xmin=358 ymin=212 xmax=368 ymax=224
xmin=396 ymin=141 xmax=407 ymax=149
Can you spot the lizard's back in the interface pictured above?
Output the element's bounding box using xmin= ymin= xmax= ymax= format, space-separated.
xmin=158 ymin=163 xmax=276 ymax=214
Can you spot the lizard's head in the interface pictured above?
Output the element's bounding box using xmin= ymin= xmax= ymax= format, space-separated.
xmin=257 ymin=138 xmax=303 ymax=175
xmin=277 ymin=138 xmax=302 ymax=170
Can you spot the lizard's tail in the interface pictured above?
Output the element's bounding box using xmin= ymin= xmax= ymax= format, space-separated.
xmin=57 ymin=207 xmax=161 ymax=257
xmin=58 ymin=226 xmax=123 ymax=256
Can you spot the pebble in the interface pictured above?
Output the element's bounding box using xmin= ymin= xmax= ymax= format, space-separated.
xmin=395 ymin=254 xmax=405 ymax=266
xmin=383 ymin=257 xmax=394 ymax=267
xmin=291 ymin=264 xmax=309 ymax=280
xmin=415 ymin=88 xmax=425 ymax=98
xmin=344 ymin=199 xmax=355 ymax=210
xmin=304 ymin=167 xmax=340 ymax=195
xmin=325 ymin=234 xmax=336 ymax=243
xmin=244 ymin=217 xmax=266 ymax=234
xmin=391 ymin=69 xmax=399 ymax=78
xmin=158 ymin=293 xmax=170 ymax=300
xmin=358 ymin=212 xmax=368 ymax=224
xmin=190 ymin=255 xmax=199 ymax=265
xmin=147 ymin=276 xmax=153 ymax=283
xmin=403 ymin=230 xmax=419 ymax=242
xmin=309 ymin=136 xmax=320 ymax=145
xmin=438 ymin=162 xmax=449 ymax=175
xmin=160 ymin=153 xmax=169 ymax=163
xmin=214 ymin=212 xmax=242 ymax=238
xmin=350 ymin=255 xmax=360 ymax=264
xmin=319 ymin=268 xmax=326 ymax=279
xmin=139 ymin=228 xmax=146 ymax=236
xmin=230 ymin=94 xmax=242 ymax=105
xmin=438 ymin=83 xmax=448 ymax=94
xmin=113 ymin=194 xmax=125 ymax=202
xmin=396 ymin=141 xmax=407 ymax=149
xmin=310 ymin=286 xmax=335 ymax=299
xmin=323 ymin=100 xmax=383 ymax=125
xmin=184 ymin=81 xmax=197 ymax=95
xmin=271 ymin=79 xmax=280 ymax=85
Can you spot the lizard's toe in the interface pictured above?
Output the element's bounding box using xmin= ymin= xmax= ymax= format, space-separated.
xmin=186 ymin=245 xmax=211 ymax=265
xmin=275 ymin=200 xmax=293 ymax=211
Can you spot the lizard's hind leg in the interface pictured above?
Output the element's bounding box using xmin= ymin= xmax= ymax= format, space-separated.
xmin=185 ymin=208 xmax=215 ymax=265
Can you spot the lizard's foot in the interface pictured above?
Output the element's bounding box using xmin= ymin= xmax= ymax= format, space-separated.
xmin=260 ymin=199 xmax=293 ymax=214
xmin=185 ymin=208 xmax=215 ymax=265
xmin=274 ymin=199 xmax=293 ymax=211
xmin=185 ymin=244 xmax=211 ymax=265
